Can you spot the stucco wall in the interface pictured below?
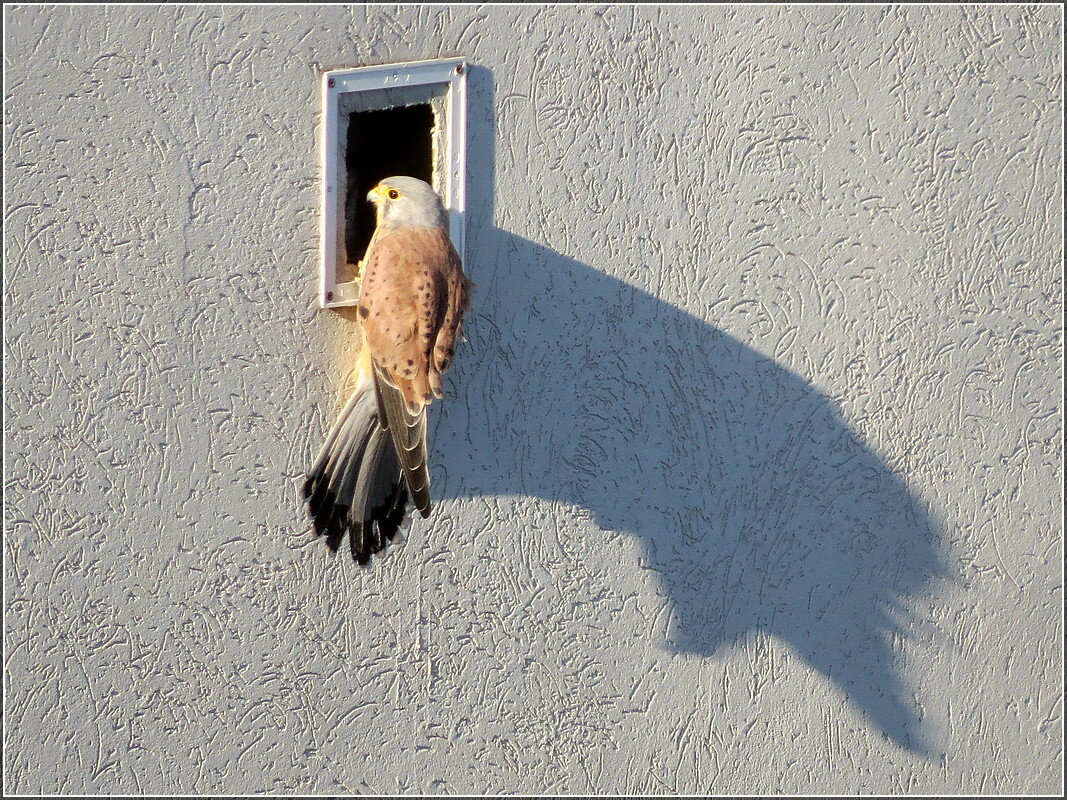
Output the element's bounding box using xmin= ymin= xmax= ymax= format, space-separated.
xmin=4 ymin=5 xmax=1062 ymax=795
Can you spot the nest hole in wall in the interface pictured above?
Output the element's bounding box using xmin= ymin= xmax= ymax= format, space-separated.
xmin=321 ymin=59 xmax=466 ymax=309
xmin=344 ymin=103 xmax=435 ymax=274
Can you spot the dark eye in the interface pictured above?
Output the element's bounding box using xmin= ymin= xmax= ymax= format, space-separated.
xmin=388 ymin=189 xmax=400 ymax=200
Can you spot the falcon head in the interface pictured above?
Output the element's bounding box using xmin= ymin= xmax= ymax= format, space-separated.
xmin=368 ymin=176 xmax=447 ymax=230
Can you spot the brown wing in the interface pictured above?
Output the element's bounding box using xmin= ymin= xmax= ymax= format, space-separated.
xmin=358 ymin=226 xmax=469 ymax=517
xmin=373 ymin=365 xmax=431 ymax=516
xmin=429 ymin=242 xmax=474 ymax=397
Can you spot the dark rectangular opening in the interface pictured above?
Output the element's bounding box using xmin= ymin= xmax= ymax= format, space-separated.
xmin=344 ymin=104 xmax=434 ymax=270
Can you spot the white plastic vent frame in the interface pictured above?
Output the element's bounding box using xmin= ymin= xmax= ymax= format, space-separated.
xmin=320 ymin=57 xmax=467 ymax=308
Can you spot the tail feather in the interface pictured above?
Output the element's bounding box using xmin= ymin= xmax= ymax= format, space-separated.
xmin=327 ymin=414 xmax=379 ymax=544
xmin=305 ymin=386 xmax=409 ymax=563
xmin=349 ymin=415 xmax=406 ymax=562
xmin=319 ymin=405 xmax=373 ymax=552
xmin=304 ymin=389 xmax=362 ymax=499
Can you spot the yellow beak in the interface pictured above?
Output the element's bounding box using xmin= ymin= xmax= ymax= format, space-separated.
xmin=367 ymin=184 xmax=387 ymax=202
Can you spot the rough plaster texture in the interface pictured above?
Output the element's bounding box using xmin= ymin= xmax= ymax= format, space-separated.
xmin=3 ymin=5 xmax=1063 ymax=795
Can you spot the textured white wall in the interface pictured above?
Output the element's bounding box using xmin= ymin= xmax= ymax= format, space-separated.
xmin=4 ymin=5 xmax=1062 ymax=795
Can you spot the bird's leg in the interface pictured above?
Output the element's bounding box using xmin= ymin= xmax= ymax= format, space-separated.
xmin=351 ymin=258 xmax=366 ymax=283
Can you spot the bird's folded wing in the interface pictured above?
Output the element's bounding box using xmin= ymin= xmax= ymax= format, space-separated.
xmin=373 ymin=364 xmax=431 ymax=517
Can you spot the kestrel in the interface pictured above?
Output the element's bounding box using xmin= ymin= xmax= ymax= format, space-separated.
xmin=304 ymin=176 xmax=473 ymax=563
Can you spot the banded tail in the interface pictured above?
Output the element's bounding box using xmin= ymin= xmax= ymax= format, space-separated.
xmin=303 ymin=376 xmax=411 ymax=564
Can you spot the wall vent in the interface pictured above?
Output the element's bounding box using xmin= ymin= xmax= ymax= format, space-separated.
xmin=320 ymin=58 xmax=467 ymax=308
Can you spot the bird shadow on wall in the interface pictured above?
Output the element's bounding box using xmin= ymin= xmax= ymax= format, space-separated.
xmin=430 ymin=66 xmax=945 ymax=756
